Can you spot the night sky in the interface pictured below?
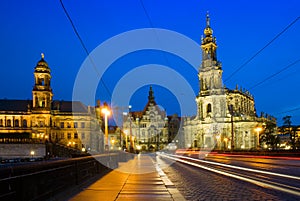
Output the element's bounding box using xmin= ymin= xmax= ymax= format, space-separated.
xmin=0 ymin=1 xmax=299 ymax=125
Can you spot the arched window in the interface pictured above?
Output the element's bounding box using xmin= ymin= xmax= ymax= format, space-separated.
xmin=23 ymin=119 xmax=27 ymax=127
xmin=15 ymin=119 xmax=19 ymax=127
xmin=207 ymin=103 xmax=212 ymax=113
xmin=7 ymin=119 xmax=11 ymax=127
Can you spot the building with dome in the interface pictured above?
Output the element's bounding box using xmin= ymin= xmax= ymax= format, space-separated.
xmin=183 ymin=14 xmax=276 ymax=150
xmin=0 ymin=54 xmax=104 ymax=158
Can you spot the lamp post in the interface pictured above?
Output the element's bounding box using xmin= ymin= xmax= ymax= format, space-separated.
xmin=101 ymin=103 xmax=111 ymax=151
xmin=255 ymin=126 xmax=262 ymax=149
xmin=128 ymin=105 xmax=134 ymax=153
xmin=228 ymin=104 xmax=234 ymax=151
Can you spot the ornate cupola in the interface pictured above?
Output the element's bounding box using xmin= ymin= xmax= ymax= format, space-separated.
xmin=32 ymin=53 xmax=53 ymax=111
xmin=201 ymin=12 xmax=218 ymax=63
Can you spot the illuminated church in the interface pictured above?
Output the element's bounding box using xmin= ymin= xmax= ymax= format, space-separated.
xmin=183 ymin=14 xmax=276 ymax=150
xmin=0 ymin=54 xmax=103 ymax=153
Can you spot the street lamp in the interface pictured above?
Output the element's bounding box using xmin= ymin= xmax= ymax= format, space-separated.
xmin=30 ymin=150 xmax=35 ymax=158
xmin=102 ymin=103 xmax=111 ymax=151
xmin=255 ymin=126 xmax=262 ymax=149
xmin=228 ymin=104 xmax=234 ymax=151
xmin=128 ymin=105 xmax=134 ymax=153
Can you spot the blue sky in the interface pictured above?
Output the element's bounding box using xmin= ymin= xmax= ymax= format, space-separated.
xmin=0 ymin=1 xmax=299 ymax=125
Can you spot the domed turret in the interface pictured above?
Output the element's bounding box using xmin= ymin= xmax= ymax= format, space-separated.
xmin=32 ymin=53 xmax=53 ymax=110
xmin=35 ymin=53 xmax=50 ymax=73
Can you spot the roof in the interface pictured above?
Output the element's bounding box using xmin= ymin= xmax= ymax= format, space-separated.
xmin=0 ymin=99 xmax=31 ymax=112
xmin=0 ymin=99 xmax=89 ymax=113
xmin=52 ymin=100 xmax=89 ymax=113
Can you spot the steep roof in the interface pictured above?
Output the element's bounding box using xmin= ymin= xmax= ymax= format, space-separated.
xmin=0 ymin=99 xmax=31 ymax=112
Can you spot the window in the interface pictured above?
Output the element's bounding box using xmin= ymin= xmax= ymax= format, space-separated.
xmin=81 ymin=133 xmax=85 ymax=139
xmin=0 ymin=119 xmax=3 ymax=127
xmin=23 ymin=119 xmax=27 ymax=127
xmin=207 ymin=103 xmax=212 ymax=113
xmin=60 ymin=122 xmax=64 ymax=128
xmin=67 ymin=123 xmax=71 ymax=128
xmin=74 ymin=122 xmax=78 ymax=128
xmin=74 ymin=133 xmax=78 ymax=139
xmin=60 ymin=133 xmax=65 ymax=139
xmin=15 ymin=119 xmax=19 ymax=127
xmin=67 ymin=133 xmax=71 ymax=139
xmin=81 ymin=122 xmax=85 ymax=128
xmin=7 ymin=119 xmax=11 ymax=127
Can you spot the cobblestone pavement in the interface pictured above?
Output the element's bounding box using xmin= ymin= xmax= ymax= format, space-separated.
xmin=162 ymin=159 xmax=300 ymax=201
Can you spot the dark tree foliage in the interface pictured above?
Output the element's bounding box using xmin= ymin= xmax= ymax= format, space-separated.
xmin=282 ymin=116 xmax=297 ymax=150
xmin=260 ymin=121 xmax=279 ymax=150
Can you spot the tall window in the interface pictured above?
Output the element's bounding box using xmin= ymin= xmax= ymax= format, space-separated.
xmin=7 ymin=119 xmax=11 ymax=127
xmin=207 ymin=103 xmax=212 ymax=113
xmin=81 ymin=122 xmax=85 ymax=128
xmin=60 ymin=122 xmax=64 ymax=128
xmin=67 ymin=133 xmax=71 ymax=139
xmin=15 ymin=119 xmax=19 ymax=127
xmin=0 ymin=119 xmax=3 ymax=127
xmin=81 ymin=133 xmax=85 ymax=139
xmin=74 ymin=133 xmax=78 ymax=139
xmin=23 ymin=119 xmax=27 ymax=127
xmin=74 ymin=122 xmax=78 ymax=128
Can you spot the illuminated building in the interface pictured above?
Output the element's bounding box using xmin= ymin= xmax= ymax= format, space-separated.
xmin=0 ymin=54 xmax=103 ymax=153
xmin=183 ymin=14 xmax=276 ymax=150
xmin=123 ymin=86 xmax=180 ymax=151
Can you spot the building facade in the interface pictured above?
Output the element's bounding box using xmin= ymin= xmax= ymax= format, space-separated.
xmin=0 ymin=54 xmax=104 ymax=155
xmin=183 ymin=14 xmax=276 ymax=150
xmin=122 ymin=86 xmax=181 ymax=151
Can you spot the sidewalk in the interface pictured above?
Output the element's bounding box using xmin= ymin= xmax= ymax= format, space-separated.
xmin=69 ymin=154 xmax=185 ymax=201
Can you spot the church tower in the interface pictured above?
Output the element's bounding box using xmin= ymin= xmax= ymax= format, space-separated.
xmin=196 ymin=13 xmax=226 ymax=120
xmin=32 ymin=53 xmax=53 ymax=112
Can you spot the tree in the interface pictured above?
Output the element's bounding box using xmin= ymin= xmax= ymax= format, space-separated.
xmin=282 ymin=115 xmax=296 ymax=150
xmin=260 ymin=121 xmax=279 ymax=150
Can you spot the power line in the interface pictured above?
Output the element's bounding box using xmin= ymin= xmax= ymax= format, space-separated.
xmin=224 ymin=16 xmax=300 ymax=83
xmin=275 ymin=107 xmax=300 ymax=115
xmin=249 ymin=59 xmax=300 ymax=90
xmin=59 ymin=0 xmax=112 ymax=99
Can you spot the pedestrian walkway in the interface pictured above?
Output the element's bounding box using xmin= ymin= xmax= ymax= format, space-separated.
xmin=69 ymin=154 xmax=185 ymax=201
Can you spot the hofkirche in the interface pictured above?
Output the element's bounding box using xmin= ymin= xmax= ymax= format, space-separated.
xmin=182 ymin=14 xmax=276 ymax=150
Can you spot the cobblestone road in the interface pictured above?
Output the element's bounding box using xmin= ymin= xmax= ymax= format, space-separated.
xmin=162 ymin=159 xmax=300 ymax=201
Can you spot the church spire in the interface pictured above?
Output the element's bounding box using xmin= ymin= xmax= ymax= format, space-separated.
xmin=148 ymin=85 xmax=155 ymax=103
xmin=201 ymin=12 xmax=217 ymax=62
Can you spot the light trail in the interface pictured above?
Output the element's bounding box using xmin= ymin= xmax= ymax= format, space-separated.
xmin=166 ymin=153 xmax=300 ymax=181
xmin=158 ymin=153 xmax=300 ymax=197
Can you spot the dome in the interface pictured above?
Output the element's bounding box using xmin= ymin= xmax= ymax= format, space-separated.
xmin=35 ymin=53 xmax=50 ymax=72
xmin=204 ymin=27 xmax=213 ymax=36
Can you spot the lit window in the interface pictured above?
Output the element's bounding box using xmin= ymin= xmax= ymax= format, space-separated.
xmin=15 ymin=119 xmax=19 ymax=127
xmin=7 ymin=119 xmax=11 ymax=127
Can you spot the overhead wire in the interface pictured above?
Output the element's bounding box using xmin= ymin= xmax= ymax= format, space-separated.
xmin=59 ymin=0 xmax=112 ymax=99
xmin=224 ymin=16 xmax=300 ymax=83
xmin=249 ymin=59 xmax=300 ymax=90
